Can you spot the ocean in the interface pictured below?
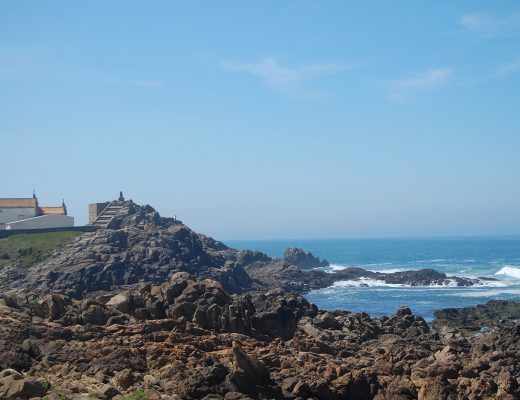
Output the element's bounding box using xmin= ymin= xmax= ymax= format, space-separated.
xmin=225 ymin=237 xmax=520 ymax=321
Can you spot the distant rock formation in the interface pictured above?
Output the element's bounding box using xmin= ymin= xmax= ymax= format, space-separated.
xmin=283 ymin=247 xmax=329 ymax=269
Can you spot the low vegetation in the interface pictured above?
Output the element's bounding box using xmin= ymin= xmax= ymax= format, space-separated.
xmin=0 ymin=231 xmax=83 ymax=268
xmin=125 ymin=391 xmax=147 ymax=400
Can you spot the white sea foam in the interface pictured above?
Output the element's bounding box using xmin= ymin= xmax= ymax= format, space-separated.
xmin=331 ymin=277 xmax=509 ymax=289
xmin=324 ymin=265 xmax=411 ymax=274
xmin=332 ymin=278 xmax=405 ymax=288
xmin=366 ymin=267 xmax=409 ymax=274
xmin=495 ymin=266 xmax=520 ymax=279
xmin=328 ymin=264 xmax=348 ymax=271
xmin=332 ymin=278 xmax=459 ymax=288
xmin=472 ymin=280 xmax=510 ymax=288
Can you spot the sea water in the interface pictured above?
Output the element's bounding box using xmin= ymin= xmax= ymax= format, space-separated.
xmin=225 ymin=237 xmax=520 ymax=321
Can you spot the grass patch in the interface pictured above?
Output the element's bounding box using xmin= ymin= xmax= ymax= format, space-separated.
xmin=0 ymin=231 xmax=83 ymax=268
xmin=125 ymin=391 xmax=147 ymax=400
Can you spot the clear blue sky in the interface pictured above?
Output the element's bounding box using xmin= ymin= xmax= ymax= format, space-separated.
xmin=1 ymin=1 xmax=519 ymax=239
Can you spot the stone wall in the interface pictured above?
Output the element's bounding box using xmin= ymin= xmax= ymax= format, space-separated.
xmin=88 ymin=202 xmax=109 ymax=224
xmin=6 ymin=214 xmax=74 ymax=230
xmin=0 ymin=225 xmax=97 ymax=239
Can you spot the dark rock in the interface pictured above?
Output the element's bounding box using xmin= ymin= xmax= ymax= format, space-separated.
xmin=21 ymin=339 xmax=40 ymax=358
xmin=283 ymin=247 xmax=329 ymax=269
xmin=82 ymin=304 xmax=110 ymax=325
xmin=314 ymin=314 xmax=342 ymax=330
xmin=397 ymin=306 xmax=413 ymax=317
xmin=432 ymin=300 xmax=520 ymax=335
xmin=100 ymin=384 xmax=121 ymax=399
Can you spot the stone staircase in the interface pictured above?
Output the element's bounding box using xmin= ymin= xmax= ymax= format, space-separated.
xmin=90 ymin=202 xmax=125 ymax=229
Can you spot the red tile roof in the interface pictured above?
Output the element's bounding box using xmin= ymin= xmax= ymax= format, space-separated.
xmin=0 ymin=198 xmax=37 ymax=208
xmin=39 ymin=207 xmax=66 ymax=215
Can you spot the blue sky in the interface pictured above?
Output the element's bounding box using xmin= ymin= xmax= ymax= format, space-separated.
xmin=1 ymin=1 xmax=519 ymax=239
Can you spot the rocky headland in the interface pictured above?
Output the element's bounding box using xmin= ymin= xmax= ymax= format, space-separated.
xmin=0 ymin=201 xmax=494 ymax=299
xmin=0 ymin=200 xmax=518 ymax=399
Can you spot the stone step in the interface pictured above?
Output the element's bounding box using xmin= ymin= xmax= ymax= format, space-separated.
xmin=90 ymin=201 xmax=128 ymax=228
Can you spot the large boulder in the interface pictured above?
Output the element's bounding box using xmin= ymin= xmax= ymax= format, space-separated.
xmin=106 ymin=291 xmax=134 ymax=314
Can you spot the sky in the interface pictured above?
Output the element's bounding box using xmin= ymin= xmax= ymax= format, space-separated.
xmin=1 ymin=1 xmax=519 ymax=239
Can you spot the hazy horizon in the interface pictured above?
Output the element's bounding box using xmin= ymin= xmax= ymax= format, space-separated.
xmin=2 ymin=1 xmax=519 ymax=240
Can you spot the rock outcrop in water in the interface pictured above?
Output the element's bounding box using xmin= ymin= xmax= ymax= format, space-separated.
xmin=283 ymin=247 xmax=329 ymax=269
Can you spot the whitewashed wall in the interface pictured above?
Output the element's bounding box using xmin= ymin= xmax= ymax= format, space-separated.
xmin=0 ymin=207 xmax=37 ymax=224
xmin=5 ymin=214 xmax=74 ymax=230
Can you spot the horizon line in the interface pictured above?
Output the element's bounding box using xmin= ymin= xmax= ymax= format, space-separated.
xmin=222 ymin=234 xmax=520 ymax=242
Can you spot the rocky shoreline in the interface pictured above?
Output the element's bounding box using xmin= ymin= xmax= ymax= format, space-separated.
xmin=0 ymin=201 xmax=494 ymax=299
xmin=0 ymin=200 xmax=518 ymax=399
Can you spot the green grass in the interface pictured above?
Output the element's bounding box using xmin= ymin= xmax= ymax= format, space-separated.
xmin=125 ymin=391 xmax=147 ymax=400
xmin=0 ymin=231 xmax=83 ymax=268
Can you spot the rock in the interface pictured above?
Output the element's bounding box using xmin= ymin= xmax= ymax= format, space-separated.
xmin=168 ymin=301 xmax=196 ymax=320
xmin=283 ymin=247 xmax=329 ymax=269
xmin=0 ymin=369 xmax=22 ymax=379
xmin=21 ymin=339 xmax=40 ymax=357
xmin=397 ymin=306 xmax=413 ymax=317
xmin=0 ymin=373 xmax=47 ymax=399
xmin=227 ymin=341 xmax=275 ymax=397
xmin=46 ymin=293 xmax=71 ymax=320
xmin=100 ymin=384 xmax=121 ymax=399
xmin=292 ymin=380 xmax=311 ymax=397
xmin=114 ymin=369 xmax=135 ymax=390
xmin=106 ymin=292 xmax=134 ymax=314
xmin=234 ymin=250 xmax=269 ymax=266
xmin=82 ymin=304 xmax=109 ymax=325
xmin=224 ymin=393 xmax=253 ymax=400
xmin=432 ymin=300 xmax=520 ymax=335
xmin=314 ymin=314 xmax=342 ymax=330
xmin=232 ymin=341 xmax=269 ymax=385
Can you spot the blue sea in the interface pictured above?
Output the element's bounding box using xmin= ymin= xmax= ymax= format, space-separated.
xmin=226 ymin=237 xmax=520 ymax=321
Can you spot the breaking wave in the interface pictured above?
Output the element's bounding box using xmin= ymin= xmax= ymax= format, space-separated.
xmin=331 ymin=277 xmax=509 ymax=289
xmin=495 ymin=266 xmax=520 ymax=279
